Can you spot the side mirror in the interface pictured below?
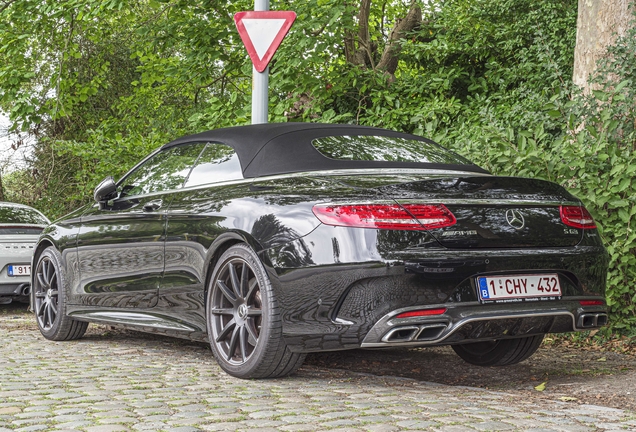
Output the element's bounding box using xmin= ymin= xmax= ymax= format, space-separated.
xmin=93 ymin=176 xmax=118 ymax=203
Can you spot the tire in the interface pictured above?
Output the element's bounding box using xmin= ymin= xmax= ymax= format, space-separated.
xmin=206 ymin=244 xmax=305 ymax=379
xmin=33 ymin=247 xmax=88 ymax=341
xmin=451 ymin=334 xmax=544 ymax=366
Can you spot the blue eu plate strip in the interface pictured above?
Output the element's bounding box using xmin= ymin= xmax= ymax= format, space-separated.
xmin=478 ymin=277 xmax=490 ymax=299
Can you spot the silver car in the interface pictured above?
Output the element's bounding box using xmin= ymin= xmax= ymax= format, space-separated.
xmin=0 ymin=202 xmax=49 ymax=305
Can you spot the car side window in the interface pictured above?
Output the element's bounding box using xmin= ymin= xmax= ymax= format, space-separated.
xmin=183 ymin=143 xmax=243 ymax=188
xmin=119 ymin=143 xmax=206 ymax=197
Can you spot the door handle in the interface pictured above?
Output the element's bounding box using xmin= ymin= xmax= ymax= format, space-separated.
xmin=143 ymin=199 xmax=163 ymax=212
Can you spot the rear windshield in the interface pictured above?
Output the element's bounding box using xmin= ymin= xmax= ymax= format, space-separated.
xmin=312 ymin=135 xmax=471 ymax=165
xmin=0 ymin=206 xmax=48 ymax=225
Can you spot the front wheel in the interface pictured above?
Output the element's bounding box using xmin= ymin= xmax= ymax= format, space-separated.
xmin=206 ymin=244 xmax=305 ymax=379
xmin=33 ymin=247 xmax=88 ymax=341
xmin=451 ymin=334 xmax=544 ymax=366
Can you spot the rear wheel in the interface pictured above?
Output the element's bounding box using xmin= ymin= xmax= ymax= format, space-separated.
xmin=206 ymin=244 xmax=305 ymax=379
xmin=33 ymin=247 xmax=88 ymax=341
xmin=451 ymin=334 xmax=544 ymax=366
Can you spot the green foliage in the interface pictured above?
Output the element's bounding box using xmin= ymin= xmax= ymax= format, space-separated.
xmin=0 ymin=0 xmax=634 ymax=331
xmin=559 ymin=35 xmax=636 ymax=332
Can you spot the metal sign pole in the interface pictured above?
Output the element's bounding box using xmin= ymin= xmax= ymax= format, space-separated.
xmin=252 ymin=0 xmax=269 ymax=124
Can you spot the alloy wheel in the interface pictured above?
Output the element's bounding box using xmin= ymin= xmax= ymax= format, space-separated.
xmin=34 ymin=256 xmax=59 ymax=330
xmin=209 ymin=258 xmax=263 ymax=365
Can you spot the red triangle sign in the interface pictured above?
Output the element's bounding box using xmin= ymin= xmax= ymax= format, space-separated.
xmin=234 ymin=11 xmax=297 ymax=73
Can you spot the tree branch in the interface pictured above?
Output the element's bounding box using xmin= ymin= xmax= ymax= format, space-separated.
xmin=345 ymin=0 xmax=372 ymax=67
xmin=356 ymin=0 xmax=372 ymax=66
xmin=376 ymin=0 xmax=422 ymax=79
xmin=0 ymin=0 xmax=18 ymax=14
xmin=310 ymin=21 xmax=329 ymax=37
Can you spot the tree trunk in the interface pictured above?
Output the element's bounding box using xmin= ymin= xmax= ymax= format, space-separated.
xmin=573 ymin=0 xmax=632 ymax=93
xmin=376 ymin=0 xmax=422 ymax=80
xmin=345 ymin=0 xmax=372 ymax=67
xmin=345 ymin=0 xmax=422 ymax=76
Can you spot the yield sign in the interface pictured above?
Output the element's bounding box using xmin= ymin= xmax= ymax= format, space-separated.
xmin=234 ymin=11 xmax=296 ymax=73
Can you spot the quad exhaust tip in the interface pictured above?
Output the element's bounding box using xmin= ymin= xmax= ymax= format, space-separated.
xmin=578 ymin=313 xmax=608 ymax=329
xmin=381 ymin=323 xmax=448 ymax=343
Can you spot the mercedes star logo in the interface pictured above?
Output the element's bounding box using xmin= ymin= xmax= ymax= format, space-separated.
xmin=505 ymin=209 xmax=525 ymax=230
xmin=237 ymin=303 xmax=249 ymax=320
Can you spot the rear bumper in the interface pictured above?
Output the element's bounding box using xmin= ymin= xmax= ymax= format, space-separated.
xmin=0 ymin=282 xmax=31 ymax=297
xmin=360 ymin=299 xmax=607 ymax=348
xmin=266 ymin=225 xmax=608 ymax=353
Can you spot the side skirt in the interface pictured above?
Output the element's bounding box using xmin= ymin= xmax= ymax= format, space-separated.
xmin=68 ymin=310 xmax=209 ymax=343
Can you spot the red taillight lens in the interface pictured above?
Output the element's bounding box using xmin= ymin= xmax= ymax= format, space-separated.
xmin=312 ymin=204 xmax=456 ymax=230
xmin=395 ymin=308 xmax=447 ymax=319
xmin=579 ymin=300 xmax=604 ymax=306
xmin=560 ymin=205 xmax=596 ymax=229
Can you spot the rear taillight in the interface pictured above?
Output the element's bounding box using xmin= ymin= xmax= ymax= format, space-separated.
xmin=560 ymin=205 xmax=597 ymax=229
xmin=312 ymin=204 xmax=456 ymax=230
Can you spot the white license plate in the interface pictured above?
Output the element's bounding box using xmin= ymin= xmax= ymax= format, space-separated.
xmin=8 ymin=265 xmax=31 ymax=277
xmin=477 ymin=274 xmax=561 ymax=301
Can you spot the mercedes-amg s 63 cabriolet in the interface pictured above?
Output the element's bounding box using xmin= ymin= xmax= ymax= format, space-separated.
xmin=32 ymin=123 xmax=608 ymax=378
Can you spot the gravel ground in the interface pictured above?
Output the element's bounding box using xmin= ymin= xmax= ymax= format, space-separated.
xmin=2 ymin=303 xmax=636 ymax=432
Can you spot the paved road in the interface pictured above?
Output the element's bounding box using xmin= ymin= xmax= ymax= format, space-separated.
xmin=1 ymin=312 xmax=635 ymax=432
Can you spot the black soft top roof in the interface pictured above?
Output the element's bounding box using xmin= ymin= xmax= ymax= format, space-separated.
xmin=163 ymin=123 xmax=488 ymax=178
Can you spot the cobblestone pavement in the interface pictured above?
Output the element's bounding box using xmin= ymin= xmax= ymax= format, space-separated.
xmin=1 ymin=313 xmax=636 ymax=432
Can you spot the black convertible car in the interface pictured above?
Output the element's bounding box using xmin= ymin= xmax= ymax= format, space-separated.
xmin=32 ymin=123 xmax=608 ymax=378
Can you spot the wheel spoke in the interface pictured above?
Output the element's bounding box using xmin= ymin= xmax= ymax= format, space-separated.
xmin=41 ymin=260 xmax=49 ymax=286
xmin=37 ymin=273 xmax=47 ymax=289
xmin=227 ymin=326 xmax=240 ymax=361
xmin=49 ymin=272 xmax=57 ymax=290
xmin=228 ymin=263 xmax=242 ymax=300
xmin=216 ymin=318 xmax=236 ymax=343
xmin=35 ymin=292 xmax=46 ymax=299
xmin=245 ymin=321 xmax=259 ymax=346
xmin=41 ymin=303 xmax=48 ymax=325
xmin=49 ymin=289 xmax=58 ymax=298
xmin=240 ymin=263 xmax=249 ymax=297
xmin=239 ymin=326 xmax=248 ymax=362
xmin=216 ymin=280 xmax=237 ymax=303
xmin=210 ymin=308 xmax=234 ymax=315
xmin=46 ymin=261 xmax=55 ymax=286
xmin=46 ymin=303 xmax=54 ymax=327
xmin=245 ymin=278 xmax=258 ymax=301
xmin=247 ymin=308 xmax=262 ymax=316
xmin=36 ymin=301 xmax=46 ymax=317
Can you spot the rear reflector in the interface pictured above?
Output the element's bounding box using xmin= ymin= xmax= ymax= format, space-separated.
xmin=312 ymin=204 xmax=456 ymax=230
xmin=579 ymin=300 xmax=604 ymax=306
xmin=560 ymin=205 xmax=597 ymax=229
xmin=395 ymin=308 xmax=447 ymax=319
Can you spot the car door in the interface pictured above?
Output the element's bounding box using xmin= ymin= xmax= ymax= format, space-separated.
xmin=73 ymin=142 xmax=207 ymax=309
xmin=156 ymin=142 xmax=244 ymax=330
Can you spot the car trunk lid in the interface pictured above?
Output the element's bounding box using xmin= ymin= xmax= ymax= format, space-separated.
xmin=367 ymin=175 xmax=585 ymax=248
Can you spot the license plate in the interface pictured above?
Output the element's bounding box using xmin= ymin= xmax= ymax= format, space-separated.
xmin=477 ymin=274 xmax=561 ymax=301
xmin=8 ymin=265 xmax=31 ymax=277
